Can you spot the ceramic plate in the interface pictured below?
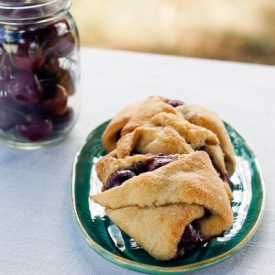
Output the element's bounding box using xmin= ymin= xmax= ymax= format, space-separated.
xmin=71 ymin=120 xmax=265 ymax=274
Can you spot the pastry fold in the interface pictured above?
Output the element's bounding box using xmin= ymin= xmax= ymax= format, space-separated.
xmin=115 ymin=112 xmax=228 ymax=176
xmin=102 ymin=96 xmax=177 ymax=151
xmin=91 ymin=151 xmax=233 ymax=261
xmin=176 ymin=104 xmax=236 ymax=176
xmin=102 ymin=101 xmax=143 ymax=152
xmin=106 ymin=204 xmax=205 ymax=261
xmin=101 ymin=95 xmax=236 ymax=177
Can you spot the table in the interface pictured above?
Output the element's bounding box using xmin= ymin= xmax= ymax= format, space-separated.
xmin=1 ymin=47 xmax=275 ymax=275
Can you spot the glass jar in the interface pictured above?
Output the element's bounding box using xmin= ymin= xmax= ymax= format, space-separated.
xmin=0 ymin=0 xmax=80 ymax=149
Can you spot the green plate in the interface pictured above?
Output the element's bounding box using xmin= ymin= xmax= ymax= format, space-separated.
xmin=71 ymin=120 xmax=265 ymax=274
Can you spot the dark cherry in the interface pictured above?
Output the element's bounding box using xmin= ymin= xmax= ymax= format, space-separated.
xmin=0 ymin=96 xmax=22 ymax=131
xmin=52 ymin=107 xmax=74 ymax=131
xmin=221 ymin=172 xmax=232 ymax=189
xmin=166 ymin=99 xmax=185 ymax=107
xmin=42 ymin=19 xmax=75 ymax=56
xmin=39 ymin=84 xmax=68 ymax=116
xmin=48 ymin=32 xmax=75 ymax=56
xmin=9 ymin=35 xmax=46 ymax=71
xmin=7 ymin=72 xmax=43 ymax=105
xmin=178 ymin=221 xmax=206 ymax=254
xmin=0 ymin=8 xmax=12 ymax=17
xmin=214 ymin=166 xmax=232 ymax=188
xmin=56 ymin=68 xmax=75 ymax=95
xmin=12 ymin=53 xmax=46 ymax=72
xmin=146 ymin=155 xmax=175 ymax=171
xmin=42 ymin=19 xmax=71 ymax=42
xmin=106 ymin=170 xmax=136 ymax=190
xmin=134 ymin=160 xmax=147 ymax=175
xmin=106 ymin=155 xmax=176 ymax=190
xmin=1 ymin=26 xmax=46 ymax=71
xmin=16 ymin=112 xmax=53 ymax=142
xmin=38 ymin=55 xmax=60 ymax=77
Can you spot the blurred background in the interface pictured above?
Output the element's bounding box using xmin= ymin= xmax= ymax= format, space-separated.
xmin=70 ymin=0 xmax=275 ymax=65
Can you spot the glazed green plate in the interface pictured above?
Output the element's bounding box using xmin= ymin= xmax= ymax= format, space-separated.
xmin=71 ymin=120 xmax=265 ymax=274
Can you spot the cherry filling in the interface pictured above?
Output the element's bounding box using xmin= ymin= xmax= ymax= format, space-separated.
xmin=177 ymin=220 xmax=207 ymax=254
xmin=105 ymin=154 xmax=176 ymax=190
xmin=166 ymin=99 xmax=185 ymax=107
xmin=105 ymin=154 xmax=210 ymax=255
xmin=105 ymin=170 xmax=136 ymax=190
xmin=214 ymin=165 xmax=232 ymax=188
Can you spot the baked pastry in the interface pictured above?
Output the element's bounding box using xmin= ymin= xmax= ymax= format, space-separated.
xmin=102 ymin=101 xmax=143 ymax=152
xmin=91 ymin=95 xmax=235 ymax=261
xmin=101 ymin=95 xmax=236 ymax=178
xmin=102 ymin=96 xmax=177 ymax=152
xmin=176 ymin=104 xmax=235 ymax=176
xmin=92 ymin=151 xmax=233 ymax=261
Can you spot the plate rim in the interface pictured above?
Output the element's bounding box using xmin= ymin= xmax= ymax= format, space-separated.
xmin=71 ymin=120 xmax=266 ymax=274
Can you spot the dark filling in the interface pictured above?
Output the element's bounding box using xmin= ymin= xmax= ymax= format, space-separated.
xmin=200 ymin=148 xmax=232 ymax=188
xmin=166 ymin=99 xmax=185 ymax=107
xmin=105 ymin=154 xmax=175 ymax=190
xmin=177 ymin=220 xmax=207 ymax=255
xmin=214 ymin=166 xmax=232 ymax=188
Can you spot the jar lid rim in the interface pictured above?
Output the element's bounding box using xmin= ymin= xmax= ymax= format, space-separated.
xmin=0 ymin=0 xmax=71 ymax=24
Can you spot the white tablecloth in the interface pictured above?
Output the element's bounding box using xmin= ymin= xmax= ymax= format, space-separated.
xmin=1 ymin=47 xmax=275 ymax=275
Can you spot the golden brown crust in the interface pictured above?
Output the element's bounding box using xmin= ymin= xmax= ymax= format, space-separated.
xmin=176 ymin=104 xmax=236 ymax=176
xmin=106 ymin=204 xmax=204 ymax=261
xmin=102 ymin=101 xmax=143 ymax=152
xmin=150 ymin=112 xmax=219 ymax=147
xmin=116 ymin=126 xmax=194 ymax=159
xmin=120 ymin=95 xmax=177 ymax=136
xmin=91 ymin=151 xmax=233 ymax=260
xmin=92 ymin=96 xmax=236 ymax=261
xmin=101 ymin=96 xmax=235 ymax=177
xmin=96 ymin=151 xmax=164 ymax=189
xmin=115 ymin=112 xmax=229 ymax=182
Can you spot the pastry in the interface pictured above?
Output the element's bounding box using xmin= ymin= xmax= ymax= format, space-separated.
xmin=101 ymin=95 xmax=236 ymax=177
xmin=91 ymin=95 xmax=235 ymax=261
xmin=92 ymin=151 xmax=233 ymax=261
xmin=102 ymin=96 xmax=179 ymax=151
xmin=176 ymin=104 xmax=236 ymax=176
xmin=102 ymin=101 xmax=143 ymax=152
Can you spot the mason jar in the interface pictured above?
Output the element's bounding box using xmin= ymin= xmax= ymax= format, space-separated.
xmin=0 ymin=0 xmax=80 ymax=149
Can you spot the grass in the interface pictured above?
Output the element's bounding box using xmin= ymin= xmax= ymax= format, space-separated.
xmin=70 ymin=0 xmax=275 ymax=65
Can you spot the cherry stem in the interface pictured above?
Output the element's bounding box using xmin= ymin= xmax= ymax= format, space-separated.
xmin=39 ymin=78 xmax=53 ymax=83
xmin=5 ymin=106 xmax=31 ymax=122
xmin=0 ymin=53 xmax=6 ymax=68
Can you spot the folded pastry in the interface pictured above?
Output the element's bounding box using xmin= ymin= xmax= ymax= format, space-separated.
xmin=176 ymin=104 xmax=236 ymax=176
xmin=101 ymin=95 xmax=236 ymax=178
xmin=92 ymin=151 xmax=233 ymax=261
xmin=102 ymin=101 xmax=143 ymax=152
xmin=114 ymin=114 xmax=233 ymax=198
xmin=102 ymin=96 xmax=179 ymax=151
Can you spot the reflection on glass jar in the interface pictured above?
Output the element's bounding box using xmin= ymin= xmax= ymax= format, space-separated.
xmin=0 ymin=0 xmax=81 ymax=149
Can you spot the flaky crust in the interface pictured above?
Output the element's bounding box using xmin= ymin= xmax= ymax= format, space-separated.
xmin=102 ymin=96 xmax=177 ymax=152
xmin=101 ymin=95 xmax=236 ymax=177
xmin=102 ymin=101 xmax=143 ymax=152
xmin=106 ymin=204 xmax=204 ymax=261
xmin=96 ymin=150 xmax=233 ymax=199
xmin=120 ymin=95 xmax=178 ymax=136
xmin=176 ymin=104 xmax=236 ymax=176
xmin=115 ymin=112 xmax=230 ymax=187
xmin=93 ymin=96 xmax=236 ymax=261
xmin=91 ymin=151 xmax=233 ymax=261
xmin=96 ymin=151 xmax=162 ymax=189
